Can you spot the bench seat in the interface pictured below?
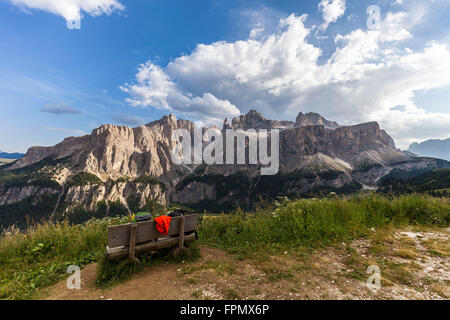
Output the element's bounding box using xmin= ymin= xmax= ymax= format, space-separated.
xmin=106 ymin=213 xmax=199 ymax=261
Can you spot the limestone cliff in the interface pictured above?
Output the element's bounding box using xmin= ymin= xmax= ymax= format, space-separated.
xmin=1 ymin=110 xmax=448 ymax=228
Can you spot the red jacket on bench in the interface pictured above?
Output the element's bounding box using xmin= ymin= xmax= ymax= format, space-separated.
xmin=155 ymin=215 xmax=172 ymax=236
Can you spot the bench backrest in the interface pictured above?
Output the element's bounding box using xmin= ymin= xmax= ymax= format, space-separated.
xmin=108 ymin=214 xmax=199 ymax=248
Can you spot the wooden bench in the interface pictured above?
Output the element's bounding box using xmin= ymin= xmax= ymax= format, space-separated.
xmin=106 ymin=214 xmax=199 ymax=262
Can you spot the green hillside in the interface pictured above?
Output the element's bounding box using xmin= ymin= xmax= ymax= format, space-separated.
xmin=0 ymin=159 xmax=15 ymax=167
xmin=379 ymin=168 xmax=450 ymax=195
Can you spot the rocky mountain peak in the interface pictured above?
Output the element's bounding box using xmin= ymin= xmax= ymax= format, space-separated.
xmin=225 ymin=110 xmax=342 ymax=131
xmin=146 ymin=112 xmax=177 ymax=128
xmin=8 ymin=110 xmax=401 ymax=177
xmin=226 ymin=109 xmax=294 ymax=130
xmin=231 ymin=109 xmax=266 ymax=127
xmin=295 ymin=112 xmax=340 ymax=129
xmin=223 ymin=118 xmax=231 ymax=130
xmin=246 ymin=109 xmax=266 ymax=121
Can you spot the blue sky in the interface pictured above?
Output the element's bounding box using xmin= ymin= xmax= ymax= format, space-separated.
xmin=1 ymin=0 xmax=450 ymax=152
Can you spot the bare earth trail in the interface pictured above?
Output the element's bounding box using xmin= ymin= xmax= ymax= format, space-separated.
xmin=41 ymin=227 xmax=449 ymax=300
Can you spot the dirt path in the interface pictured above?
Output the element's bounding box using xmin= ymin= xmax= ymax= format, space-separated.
xmin=40 ymin=260 xmax=193 ymax=300
xmin=41 ymin=227 xmax=449 ymax=300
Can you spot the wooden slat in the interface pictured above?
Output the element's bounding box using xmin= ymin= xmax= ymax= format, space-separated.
xmin=108 ymin=214 xmax=198 ymax=248
xmin=106 ymin=232 xmax=196 ymax=260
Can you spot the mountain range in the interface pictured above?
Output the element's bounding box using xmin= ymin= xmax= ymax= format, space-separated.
xmin=408 ymin=138 xmax=450 ymax=161
xmin=0 ymin=151 xmax=24 ymax=159
xmin=0 ymin=110 xmax=449 ymax=229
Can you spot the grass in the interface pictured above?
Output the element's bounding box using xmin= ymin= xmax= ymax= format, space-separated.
xmin=0 ymin=214 xmax=199 ymax=299
xmin=266 ymin=270 xmax=294 ymax=282
xmin=198 ymin=194 xmax=449 ymax=255
xmin=192 ymin=289 xmax=202 ymax=299
xmin=0 ymin=217 xmax=123 ymax=299
xmin=422 ymin=238 xmax=449 ymax=257
xmin=0 ymin=194 xmax=448 ymax=299
xmin=224 ymin=288 xmax=241 ymax=299
xmin=178 ymin=260 xmax=235 ymax=277
xmin=394 ymin=248 xmax=419 ymax=259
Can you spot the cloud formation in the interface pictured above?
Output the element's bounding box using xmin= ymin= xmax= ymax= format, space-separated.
xmin=41 ymin=102 xmax=81 ymax=115
xmin=318 ymin=0 xmax=346 ymax=31
xmin=112 ymin=114 xmax=146 ymax=126
xmin=43 ymin=126 xmax=85 ymax=136
xmin=122 ymin=9 xmax=450 ymax=149
xmin=9 ymin=0 xmax=124 ymax=27
xmin=120 ymin=62 xmax=240 ymax=124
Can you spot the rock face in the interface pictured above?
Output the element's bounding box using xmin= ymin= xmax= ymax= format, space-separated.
xmin=0 ymin=114 xmax=191 ymax=228
xmin=171 ymin=181 xmax=216 ymax=204
xmin=0 ymin=186 xmax=58 ymax=206
xmin=63 ymin=182 xmax=166 ymax=212
xmin=1 ymin=109 xmax=448 ymax=228
xmin=279 ymin=122 xmax=401 ymax=173
xmin=9 ymin=114 xmax=193 ymax=180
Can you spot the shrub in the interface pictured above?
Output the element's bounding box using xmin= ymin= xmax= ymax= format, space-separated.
xmin=65 ymin=201 xmax=109 ymax=225
xmin=0 ymin=195 xmax=59 ymax=231
xmin=108 ymin=200 xmax=129 ymax=217
xmin=133 ymin=175 xmax=165 ymax=191
xmin=126 ymin=195 xmax=166 ymax=214
xmin=66 ymin=172 xmax=103 ymax=187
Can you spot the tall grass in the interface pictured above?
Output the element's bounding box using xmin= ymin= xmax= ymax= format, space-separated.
xmin=0 ymin=217 xmax=127 ymax=299
xmin=199 ymin=195 xmax=449 ymax=252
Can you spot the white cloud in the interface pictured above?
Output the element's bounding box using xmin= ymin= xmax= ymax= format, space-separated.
xmin=121 ymin=62 xmax=241 ymax=124
xmin=41 ymin=102 xmax=81 ymax=115
xmin=112 ymin=114 xmax=146 ymax=126
xmin=122 ymin=11 xmax=450 ymax=149
xmin=43 ymin=126 xmax=85 ymax=136
xmin=9 ymin=0 xmax=124 ymax=26
xmin=318 ymin=0 xmax=346 ymax=31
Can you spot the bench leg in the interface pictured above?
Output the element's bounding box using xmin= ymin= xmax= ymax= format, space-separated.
xmin=129 ymin=224 xmax=140 ymax=264
xmin=178 ymin=215 xmax=186 ymax=249
xmin=170 ymin=216 xmax=187 ymax=259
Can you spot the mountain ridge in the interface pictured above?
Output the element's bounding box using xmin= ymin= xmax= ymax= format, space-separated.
xmin=408 ymin=138 xmax=450 ymax=161
xmin=0 ymin=151 xmax=25 ymax=159
xmin=1 ymin=110 xmax=448 ymax=229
